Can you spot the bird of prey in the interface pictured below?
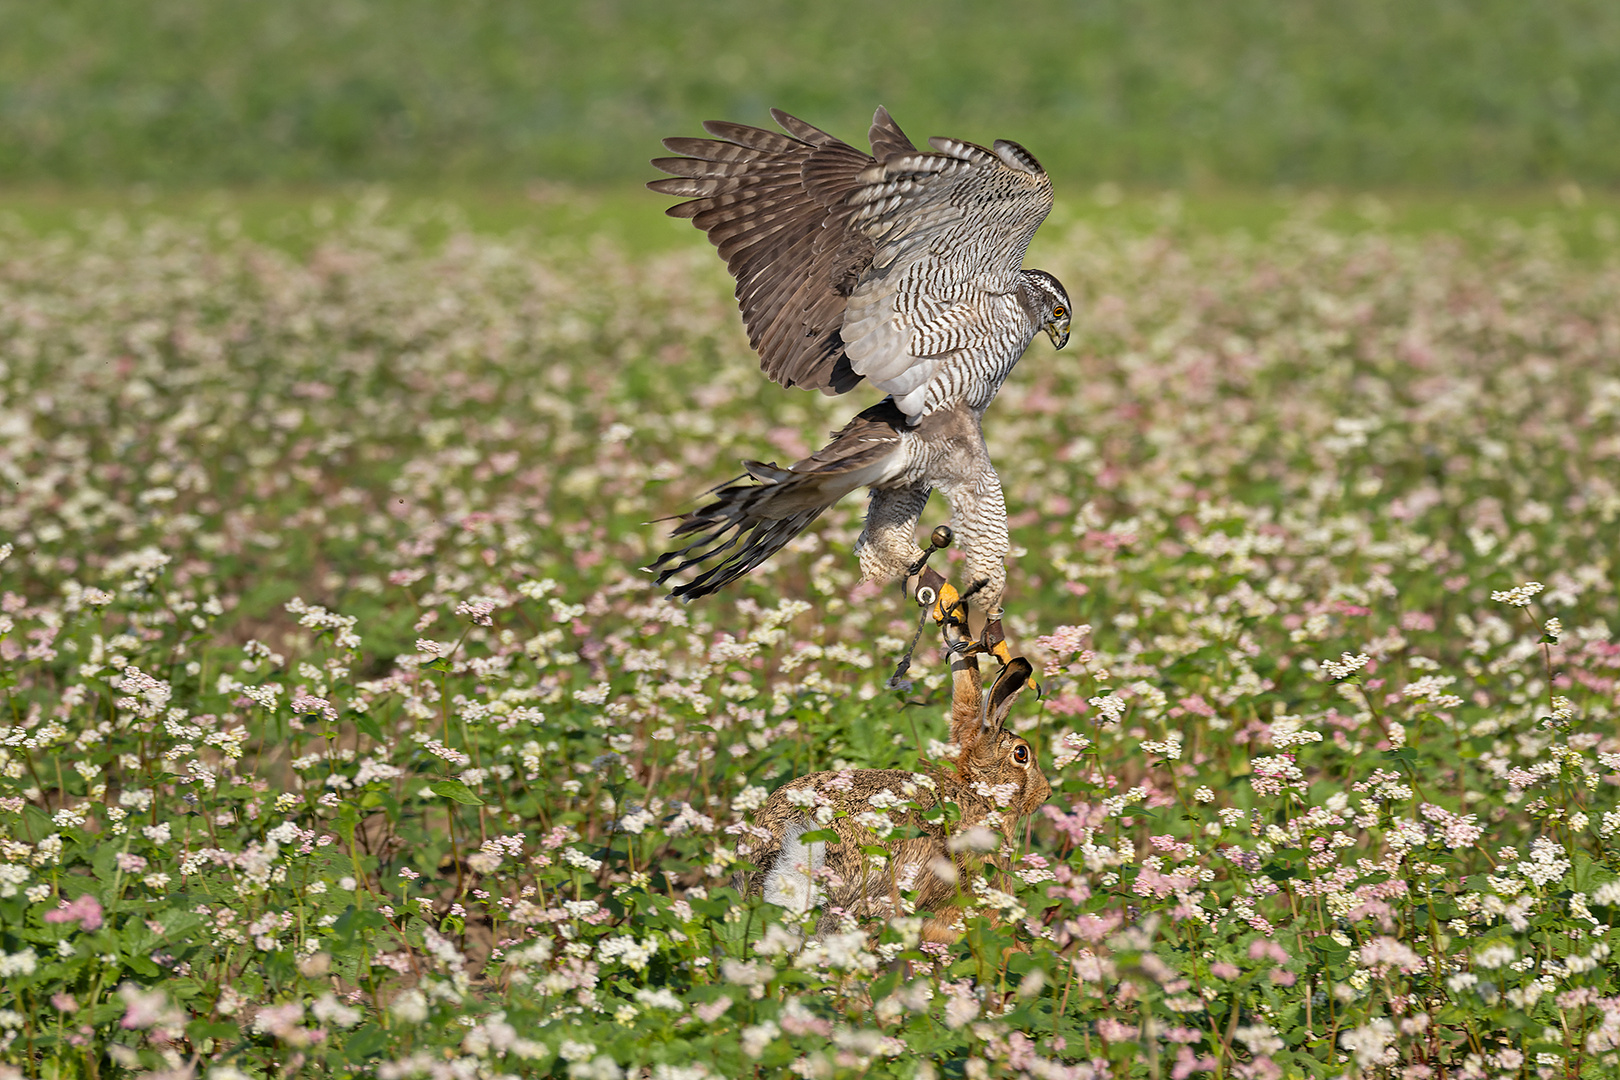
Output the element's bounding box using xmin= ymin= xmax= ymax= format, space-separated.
xmin=646 ymin=107 xmax=1070 ymax=617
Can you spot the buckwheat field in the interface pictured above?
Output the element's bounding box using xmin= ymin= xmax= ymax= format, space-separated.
xmin=3 ymin=197 xmax=1619 ymax=1079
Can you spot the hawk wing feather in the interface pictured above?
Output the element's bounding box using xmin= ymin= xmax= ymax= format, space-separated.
xmin=651 ymin=116 xmax=879 ymax=393
xmin=650 ymin=109 xmax=1052 ymax=411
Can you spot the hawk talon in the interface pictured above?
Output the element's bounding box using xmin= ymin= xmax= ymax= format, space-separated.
xmin=890 ymin=562 xmax=1017 ymax=685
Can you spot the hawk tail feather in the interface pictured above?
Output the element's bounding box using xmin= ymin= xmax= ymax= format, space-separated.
xmin=646 ymin=401 xmax=910 ymax=601
xmin=647 ymin=476 xmax=837 ymax=602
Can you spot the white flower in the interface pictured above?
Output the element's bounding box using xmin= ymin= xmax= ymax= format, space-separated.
xmin=390 ymin=989 xmax=428 ymax=1024
xmin=1088 ymin=693 xmax=1127 ymax=724
xmin=740 ymin=1020 xmax=779 ymax=1058
xmin=266 ymin=821 xmax=302 ymax=845
xmin=518 ymin=578 xmax=558 ymax=600
xmin=561 ymin=848 xmax=603 ymax=873
xmin=312 ymin=993 xmax=362 ymax=1028
xmin=1319 ymin=652 xmax=1370 ymax=680
xmin=634 ymin=987 xmax=683 ymax=1010
xmin=558 ymin=1039 xmax=597 ymax=1063
xmin=574 ymin=682 xmax=610 ymax=706
xmin=1490 ymin=581 xmax=1544 ymax=606
xmin=617 ymin=808 xmax=655 ymax=834
xmin=1340 ymin=1018 xmax=1396 ymax=1067
xmin=1235 ymin=1023 xmax=1284 ymax=1056
xmin=597 ymin=935 xmax=656 ymax=971
xmin=0 ymin=948 xmax=38 ymax=977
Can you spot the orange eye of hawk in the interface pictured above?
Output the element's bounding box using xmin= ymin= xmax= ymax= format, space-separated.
xmin=1013 ymin=744 xmax=1030 ymax=765
xmin=1052 ymin=306 xmax=1066 ymax=319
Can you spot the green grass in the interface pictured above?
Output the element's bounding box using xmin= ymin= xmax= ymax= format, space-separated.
xmin=3 ymin=0 xmax=1620 ymax=188
xmin=4 ymin=185 xmax=1618 ymax=273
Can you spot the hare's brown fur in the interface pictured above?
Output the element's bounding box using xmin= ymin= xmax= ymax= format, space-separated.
xmin=741 ymin=620 xmax=1049 ymax=943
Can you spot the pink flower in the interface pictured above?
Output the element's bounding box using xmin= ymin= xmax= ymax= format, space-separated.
xmin=44 ymin=893 xmax=103 ymax=932
xmin=693 ymin=996 xmax=732 ymax=1024
xmin=943 ymin=987 xmax=980 ymax=1030
xmin=1360 ymin=935 xmax=1423 ymax=973
xmin=291 ymin=695 xmax=338 ymax=722
xmin=119 ymin=983 xmax=172 ymax=1029
xmin=1071 ymin=912 xmax=1123 ymax=943
xmin=1173 ymin=1045 xmax=1220 ymax=1079
xmin=454 ymin=597 xmax=498 ymax=626
xmin=1096 ymin=1017 xmax=1135 ymax=1042
xmin=1247 ymin=939 xmax=1290 ymax=964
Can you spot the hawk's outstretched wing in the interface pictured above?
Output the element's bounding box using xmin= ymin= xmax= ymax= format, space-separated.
xmin=839 ymin=137 xmax=1053 ymax=419
xmin=650 ymin=109 xmax=1053 ymax=416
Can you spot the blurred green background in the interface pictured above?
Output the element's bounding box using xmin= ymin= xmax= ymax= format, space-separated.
xmin=3 ymin=0 xmax=1618 ymax=191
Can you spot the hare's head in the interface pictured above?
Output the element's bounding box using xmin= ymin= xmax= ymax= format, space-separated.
xmin=944 ymin=631 xmax=1051 ymax=821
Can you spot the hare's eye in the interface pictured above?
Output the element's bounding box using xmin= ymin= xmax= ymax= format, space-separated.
xmin=1013 ymin=744 xmax=1030 ymax=765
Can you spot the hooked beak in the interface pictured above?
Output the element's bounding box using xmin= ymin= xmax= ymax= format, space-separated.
xmin=1044 ymin=322 xmax=1070 ymax=350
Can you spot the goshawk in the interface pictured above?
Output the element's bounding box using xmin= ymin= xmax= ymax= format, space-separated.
xmin=647 ymin=107 xmax=1070 ymax=614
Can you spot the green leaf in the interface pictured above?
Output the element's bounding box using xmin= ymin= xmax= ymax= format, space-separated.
xmin=160 ymin=910 xmax=206 ymax=937
xmin=429 ymin=779 xmax=484 ymax=805
xmin=690 ymin=897 xmax=730 ymax=919
xmin=345 ymin=1024 xmax=389 ymax=1062
xmin=336 ymin=804 xmax=361 ymax=844
xmin=798 ymin=828 xmax=840 ymax=845
xmin=92 ymin=842 xmax=121 ymax=885
xmin=187 ymin=1019 xmax=239 ymax=1042
xmin=334 ymin=906 xmax=386 ymax=940
xmin=90 ymin=1002 xmax=126 ymax=1026
xmin=353 ymin=713 xmax=385 ymax=741
xmin=1311 ymin=937 xmax=1351 ymax=959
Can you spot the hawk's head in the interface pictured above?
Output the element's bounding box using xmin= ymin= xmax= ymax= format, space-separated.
xmin=1025 ymin=270 xmax=1071 ymax=350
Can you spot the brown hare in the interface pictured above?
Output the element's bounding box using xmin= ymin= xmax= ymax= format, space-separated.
xmin=739 ymin=614 xmax=1050 ymax=944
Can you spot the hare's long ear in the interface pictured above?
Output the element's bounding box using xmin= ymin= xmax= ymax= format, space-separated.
xmin=982 ymin=658 xmax=1034 ymax=734
xmin=941 ymin=606 xmax=984 ymax=748
xmin=948 ymin=648 xmax=984 ymax=749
